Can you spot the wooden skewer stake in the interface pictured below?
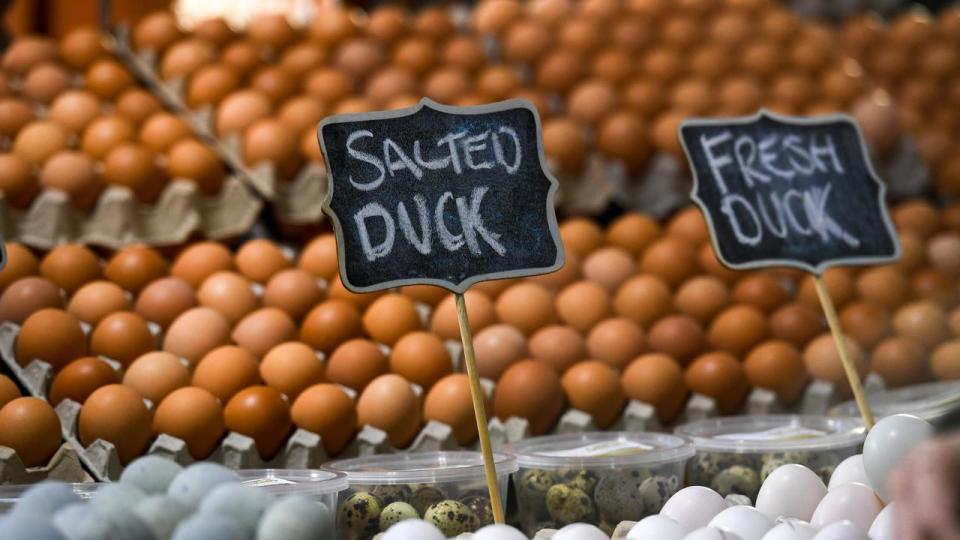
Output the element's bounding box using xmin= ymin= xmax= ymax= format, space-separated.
xmin=455 ymin=292 xmax=505 ymax=524
xmin=813 ymin=275 xmax=875 ymax=429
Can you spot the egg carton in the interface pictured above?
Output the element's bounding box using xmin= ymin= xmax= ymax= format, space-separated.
xmin=0 ymin=443 xmax=92 ymax=485
xmin=0 ymin=177 xmax=262 ymax=251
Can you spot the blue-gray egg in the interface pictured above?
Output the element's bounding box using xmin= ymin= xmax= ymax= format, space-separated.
xmin=199 ymin=484 xmax=274 ymax=534
xmin=121 ymin=456 xmax=184 ymax=494
xmin=171 ymin=513 xmax=247 ymax=540
xmin=0 ymin=511 xmax=67 ymax=540
xmin=256 ymin=496 xmax=334 ymax=540
xmin=53 ymin=502 xmax=155 ymax=540
xmin=92 ymin=483 xmax=148 ymax=514
xmin=167 ymin=463 xmax=239 ymax=506
xmin=13 ymin=481 xmax=80 ymax=517
xmin=134 ymin=495 xmax=193 ymax=540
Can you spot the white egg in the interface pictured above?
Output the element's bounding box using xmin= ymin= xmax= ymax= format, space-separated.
xmin=811 ymin=520 xmax=868 ymax=540
xmin=381 ymin=519 xmax=445 ymax=540
xmin=661 ymin=486 xmax=728 ymax=531
xmin=553 ymin=523 xmax=609 ymax=540
xmin=708 ymin=506 xmax=774 ymax=540
xmin=760 ymin=519 xmax=818 ymax=540
xmin=828 ymin=455 xmax=868 ymax=491
xmin=810 ymin=483 xmax=881 ymax=532
xmin=683 ymin=526 xmax=743 ymax=539
xmin=756 ymin=465 xmax=826 ymax=522
xmin=473 ymin=524 xmax=529 ymax=540
xmin=862 ymin=414 xmax=934 ymax=501
xmin=628 ymin=515 xmax=689 ymax=539
xmin=867 ymin=502 xmax=897 ymax=540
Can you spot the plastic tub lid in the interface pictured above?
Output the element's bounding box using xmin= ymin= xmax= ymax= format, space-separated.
xmin=830 ymin=381 xmax=960 ymax=425
xmin=505 ymin=432 xmax=695 ymax=470
xmin=324 ymin=451 xmax=517 ymax=485
xmin=674 ymin=415 xmax=866 ymax=453
xmin=233 ymin=469 xmax=347 ymax=496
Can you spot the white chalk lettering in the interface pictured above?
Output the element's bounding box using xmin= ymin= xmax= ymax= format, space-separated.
xmin=734 ymin=135 xmax=770 ymax=189
xmin=435 ymin=191 xmax=464 ymax=251
xmin=437 ymin=130 xmax=469 ymax=174
xmin=397 ymin=194 xmax=431 ymax=254
xmin=492 ymin=126 xmax=522 ymax=173
xmin=721 ymin=193 xmax=762 ymax=246
xmin=755 ymin=191 xmax=787 ymax=239
xmin=463 ymin=131 xmax=494 ymax=170
xmin=783 ymin=135 xmax=815 ymax=176
xmin=759 ymin=136 xmax=795 ymax=180
xmin=810 ymin=133 xmax=844 ymax=174
xmin=702 ymin=131 xmax=733 ymax=194
xmin=355 ymin=202 xmax=395 ymax=261
xmin=347 ymin=130 xmax=385 ymax=191
xmin=413 ymin=140 xmax=450 ymax=170
xmin=455 ymin=186 xmax=506 ymax=256
xmin=383 ymin=138 xmax=423 ymax=179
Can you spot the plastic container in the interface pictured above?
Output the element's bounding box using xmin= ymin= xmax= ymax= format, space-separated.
xmin=505 ymin=432 xmax=694 ymax=536
xmin=830 ymin=381 xmax=960 ymax=428
xmin=0 ymin=482 xmax=98 ymax=513
xmin=235 ymin=469 xmax=347 ymax=514
xmin=675 ymin=415 xmax=866 ymax=501
xmin=324 ymin=451 xmax=516 ymax=539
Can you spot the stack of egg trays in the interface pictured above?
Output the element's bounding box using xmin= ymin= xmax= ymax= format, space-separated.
xmin=108 ymin=26 xmax=329 ymax=227
xmin=0 ymin=47 xmax=262 ymax=251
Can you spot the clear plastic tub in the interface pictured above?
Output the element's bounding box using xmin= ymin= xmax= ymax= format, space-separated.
xmin=324 ymin=451 xmax=517 ymax=539
xmin=830 ymin=381 xmax=960 ymax=428
xmin=675 ymin=415 xmax=866 ymax=501
xmin=234 ymin=469 xmax=347 ymax=516
xmin=505 ymin=432 xmax=694 ymax=536
xmin=0 ymin=482 xmax=98 ymax=513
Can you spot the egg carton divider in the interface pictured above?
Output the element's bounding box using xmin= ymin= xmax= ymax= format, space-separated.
xmin=0 ymin=443 xmax=91 ymax=485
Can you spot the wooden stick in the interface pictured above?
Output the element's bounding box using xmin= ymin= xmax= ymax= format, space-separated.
xmin=813 ymin=275 xmax=875 ymax=429
xmin=455 ymin=292 xmax=505 ymax=523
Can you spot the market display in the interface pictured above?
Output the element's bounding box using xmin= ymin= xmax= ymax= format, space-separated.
xmin=2 ymin=0 xmax=960 ymax=538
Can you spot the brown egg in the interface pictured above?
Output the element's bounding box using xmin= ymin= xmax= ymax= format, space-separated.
xmin=581 ymin=247 xmax=637 ymax=293
xmin=685 ymin=351 xmax=748 ymax=414
xmin=475 ymin=66 xmax=520 ymax=102
xmin=154 ymin=386 xmax=224 ymax=459
xmin=473 ymin=324 xmax=527 ymax=380
xmin=667 ymin=208 xmax=709 ymax=246
xmin=361 ymin=293 xmax=422 ymax=346
xmin=79 ymin=384 xmax=152 ymax=463
xmin=140 ymin=112 xmax=193 ymax=154
xmin=103 ymin=143 xmax=166 ymax=203
xmin=291 ymin=383 xmax=355 ymax=455
xmin=622 ymin=79 xmax=664 ymax=119
xmin=260 ymin=341 xmax=324 ymax=400
xmin=326 ymin=338 xmax=388 ymax=391
xmin=334 ymin=38 xmax=385 ymax=80
xmin=0 ymin=277 xmax=63 ymax=324
xmin=300 ymin=300 xmax=363 ymax=353
xmin=160 ymin=39 xmax=215 ymax=81
xmin=162 ymin=307 xmax=232 ymax=367
xmin=0 ymin=375 xmax=19 ymax=410
xmin=648 ymin=315 xmax=706 ymax=364
xmin=250 ymin=66 xmax=297 ymax=105
xmin=414 ymin=6 xmax=455 ymax=40
xmin=67 ymin=280 xmax=129 ymax=325
xmin=0 ymin=98 xmax=35 ymax=138
xmin=422 ymin=67 xmax=470 ymax=105
xmin=744 ymin=340 xmax=808 ymax=405
xmin=839 ymin=301 xmax=891 ymax=350
xmin=186 ymin=64 xmax=239 ymax=109
xmin=850 ymin=91 xmax=900 ymax=159
xmin=361 ymin=66 xmax=416 ymax=106
xmin=555 ymin=280 xmax=612 ymax=333
xmin=304 ymin=69 xmax=354 ymax=105
xmin=561 ymin=361 xmax=624 ymax=428
xmin=928 ymin=233 xmax=960 ymax=277
xmin=39 ymin=151 xmax=102 ymax=211
xmin=300 ymin=127 xmax=324 ymax=163
xmin=0 ymin=397 xmax=62 ymax=467
xmin=115 ymin=89 xmax=163 ymax=127
xmin=558 ymin=17 xmax=603 ymax=53
xmin=90 ymin=311 xmax=155 ymax=367
xmin=931 ymin=339 xmax=960 ymax=380
xmin=0 ymin=153 xmax=37 ymax=210
xmin=799 ymin=267 xmax=855 ymax=308
xmin=803 ymin=332 xmax=867 ymax=387
xmin=708 ymin=305 xmax=768 ymax=356
xmin=170 ymin=241 xmax=234 ymax=288
xmin=597 ymin=112 xmax=649 ymax=172
xmin=133 ymin=11 xmax=182 ymax=51
xmin=536 ymin=49 xmax=586 ymax=93
xmin=605 ymin=213 xmax=659 ymax=256
xmin=232 ymin=308 xmax=297 ymax=358
xmin=85 ymin=59 xmax=134 ymax=99
xmin=364 ymin=5 xmax=408 ymax=44
xmin=856 ymin=266 xmax=910 ymax=309
xmin=49 ymin=356 xmax=119 ymax=405
xmin=279 ymin=43 xmax=326 ymax=76
xmin=895 ymin=232 xmax=926 ymax=273
xmin=913 ymin=268 xmax=956 ymax=307
xmin=193 ymin=345 xmax=261 ymax=402
xmin=423 ymin=374 xmax=483 ymax=445
xmin=1 ymin=36 xmax=56 ymax=75
xmin=894 ymin=300 xmax=949 ymax=344
xmin=493 ymin=283 xmax=556 ymax=335
xmin=263 ymin=269 xmax=324 ymax=322
xmin=193 ymin=17 xmax=234 ymax=46
xmin=622 ymin=353 xmax=687 ymax=422
xmin=166 ymin=138 xmax=225 ymax=196
xmin=559 ymin=218 xmax=603 ymax=257
xmin=82 ymin=115 xmax=135 ymax=159
xmin=542 ymin=119 xmax=587 ymax=174
xmin=298 ymin=234 xmax=338 ymax=279
xmin=732 ymin=273 xmax=790 ymax=314
xmin=399 ymin=285 xmax=447 ymax=307
xmin=641 ymin=237 xmax=699 ymax=287
xmin=670 ymin=78 xmax=713 ymax=115
xmin=39 ymin=245 xmax=100 ymax=296
xmin=309 ymin=5 xmax=358 ymax=45
xmin=60 ymin=27 xmax=106 ymax=69
xmin=216 ymin=90 xmax=273 ymax=137
xmin=675 ymin=276 xmax=730 ymax=323
xmin=390 ymin=331 xmax=452 ymax=390
xmin=356 ymin=373 xmax=421 ymax=448
xmin=472 ymin=0 xmax=522 ymax=34
xmin=278 ymin=95 xmax=327 ymax=134
xmin=0 ymin=243 xmax=39 ymax=293
xmin=122 ymin=351 xmax=189 ymax=405
xmin=872 ymin=336 xmax=928 ymax=388
xmin=48 ymin=90 xmax=101 ymax=133
xmin=525 ymin=253 xmax=581 ymax=291
xmin=233 ymin=239 xmax=290 ymax=284
xmin=243 ymin=119 xmax=301 ymax=180
xmin=104 ymin=245 xmax=168 ymax=294
xmin=586 ymin=317 xmax=645 ymax=370
xmin=247 ymin=13 xmax=298 ymax=50
xmin=614 ymin=275 xmax=672 ymax=328
xmin=430 ymin=290 xmax=495 ymax=341
xmin=893 ymin=200 xmax=940 ymax=240
xmin=642 ymin=47 xmax=683 ymax=83
xmin=442 ymin=36 xmax=486 ymax=73
xmin=197 ymin=271 xmax=260 ymax=325
xmin=13 ymin=121 xmax=69 ymax=165
xmin=392 ymin=37 xmax=436 ymax=76
xmin=225 ymin=385 xmax=292 ymax=459
xmin=22 ymin=63 xmax=71 ymax=104
xmin=740 ymin=40 xmax=781 ymax=80
xmin=494 ymin=359 xmax=564 ymax=435
xmin=503 ymin=20 xmax=551 ymax=63
xmin=529 ymin=325 xmax=586 ymax=374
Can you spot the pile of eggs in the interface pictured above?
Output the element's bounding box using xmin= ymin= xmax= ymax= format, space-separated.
xmin=0 ymin=30 xmax=231 ymax=213
xmin=1 ymin=198 xmax=959 ymax=469
xmin=841 ymin=9 xmax=960 ymax=196
xmin=0 ymin=457 xmax=333 ymax=540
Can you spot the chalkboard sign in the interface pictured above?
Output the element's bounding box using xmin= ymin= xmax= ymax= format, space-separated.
xmin=318 ymin=98 xmax=563 ymax=293
xmin=679 ymin=110 xmax=900 ymax=275
xmin=0 ymin=236 xmax=5 ymax=272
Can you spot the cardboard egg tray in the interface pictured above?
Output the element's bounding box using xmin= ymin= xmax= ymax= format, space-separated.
xmin=107 ymin=26 xmax=330 ymax=226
